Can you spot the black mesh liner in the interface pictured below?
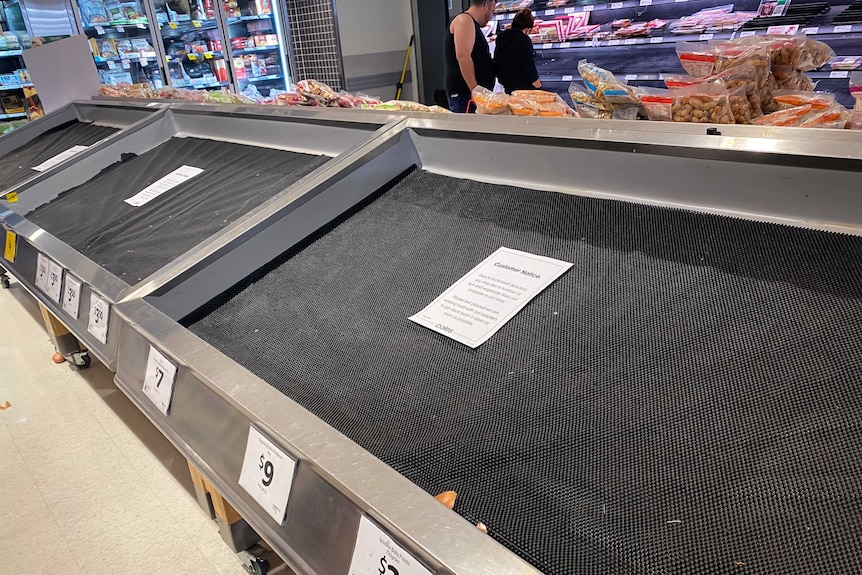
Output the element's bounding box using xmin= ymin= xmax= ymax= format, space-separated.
xmin=0 ymin=121 xmax=118 ymax=190
xmin=189 ymin=169 xmax=862 ymax=575
xmin=26 ymin=137 xmax=326 ymax=283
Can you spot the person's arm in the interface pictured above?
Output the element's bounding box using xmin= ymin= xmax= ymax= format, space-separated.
xmin=523 ymin=35 xmax=541 ymax=88
xmin=453 ymin=15 xmax=479 ymax=90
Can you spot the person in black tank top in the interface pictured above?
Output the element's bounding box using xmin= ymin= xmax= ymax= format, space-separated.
xmin=443 ymin=0 xmax=496 ymax=113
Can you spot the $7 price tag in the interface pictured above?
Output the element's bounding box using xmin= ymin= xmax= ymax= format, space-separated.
xmin=349 ymin=516 xmax=433 ymax=575
xmin=238 ymin=426 xmax=297 ymax=524
xmin=142 ymin=346 xmax=178 ymax=416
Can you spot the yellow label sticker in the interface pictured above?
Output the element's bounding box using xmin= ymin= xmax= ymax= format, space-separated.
xmin=168 ymin=22 xmax=178 ymax=28
xmin=4 ymin=230 xmax=17 ymax=263
xmin=192 ymin=20 xmax=201 ymax=27
xmin=187 ymin=54 xmax=197 ymax=61
xmin=204 ymin=52 xmax=213 ymax=59
xmin=5 ymin=191 xmax=18 ymax=203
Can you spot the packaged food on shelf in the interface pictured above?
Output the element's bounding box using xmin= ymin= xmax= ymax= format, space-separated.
xmin=670 ymin=83 xmax=733 ymax=124
xmin=772 ymin=90 xmax=835 ymax=110
xmin=578 ymin=59 xmax=639 ymax=104
xmin=296 ymin=79 xmax=338 ymax=105
xmin=728 ymin=85 xmax=752 ymax=124
xmin=799 ymin=38 xmax=836 ymax=71
xmin=752 ymin=104 xmax=813 ymax=126
xmin=772 ymin=66 xmax=814 ymax=91
xmin=473 ymin=86 xmax=511 ymax=114
xmin=637 ymin=87 xmax=674 ymax=121
xmin=676 ymin=42 xmax=716 ymax=78
xmin=371 ymin=100 xmax=432 ymax=112
xmin=508 ymin=95 xmax=539 ymax=116
xmin=795 ymin=104 xmax=851 ymax=128
xmin=80 ymin=0 xmax=109 ymax=24
xmin=661 ymin=73 xmax=707 ymax=89
xmin=511 ymin=89 xmax=558 ymax=103
xmin=1 ymin=94 xmax=25 ymax=114
xmin=273 ymin=92 xmax=308 ymax=106
xmin=711 ymin=63 xmax=762 ymax=117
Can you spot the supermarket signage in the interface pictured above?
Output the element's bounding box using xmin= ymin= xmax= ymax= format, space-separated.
xmin=62 ymin=274 xmax=82 ymax=319
xmin=125 ymin=165 xmax=204 ymax=206
xmin=142 ymin=345 xmax=178 ymax=416
xmin=31 ymin=145 xmax=89 ymax=172
xmin=409 ymin=247 xmax=573 ymax=348
xmin=45 ymin=260 xmax=64 ymax=304
xmin=238 ymin=426 xmax=297 ymax=524
xmin=3 ymin=230 xmax=16 ymax=263
xmin=87 ymin=291 xmax=110 ymax=344
xmin=349 ymin=516 xmax=433 ymax=575
xmin=34 ymin=252 xmax=50 ymax=292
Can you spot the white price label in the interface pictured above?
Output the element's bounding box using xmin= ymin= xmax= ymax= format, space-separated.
xmin=608 ymin=39 xmax=621 ymax=45
xmin=32 ymin=145 xmax=89 ymax=172
xmin=495 ymin=14 xmax=505 ymax=20
xmin=541 ymin=43 xmax=553 ymax=49
xmin=349 ymin=516 xmax=433 ymax=575
xmin=562 ymin=74 xmax=574 ymax=81
xmin=239 ymin=426 xmax=297 ymax=524
xmin=740 ymin=30 xmax=757 ymax=37
xmin=611 ymin=2 xmax=623 ymax=8
xmin=125 ymin=165 xmax=204 ymax=206
xmin=801 ymin=27 xmax=819 ymax=35
xmin=95 ymin=25 xmax=105 ymax=34
xmin=115 ymin=26 xmax=124 ymax=32
xmin=699 ymin=33 xmax=714 ymax=40
xmin=650 ymin=36 xmax=664 ymax=43
xmin=767 ymin=24 xmax=798 ymax=34
xmin=830 ymin=70 xmax=849 ymax=78
xmin=545 ymin=9 xmax=555 ymax=15
xmin=625 ymin=73 xmax=638 ymax=80
xmin=62 ymin=274 xmax=81 ymax=319
xmin=508 ymin=12 xmax=514 ymax=18
xmin=122 ymin=59 xmax=130 ymax=69
xmin=137 ymin=22 xmax=146 ymax=28
xmin=107 ymin=60 xmax=117 ymax=69
xmin=625 ymin=38 xmax=638 ymax=45
xmin=35 ymin=253 xmax=50 ymax=292
xmin=46 ymin=261 xmax=64 ymax=304
xmin=560 ymin=42 xmax=572 ymax=48
xmin=834 ymin=25 xmax=853 ymax=34
xmin=140 ymin=57 xmax=148 ymax=66
xmin=565 ymin=6 xmax=576 ymax=12
xmin=87 ymin=292 xmax=110 ymax=344
xmin=675 ymin=0 xmax=688 ymax=3
xmin=640 ymin=0 xmax=653 ymax=5
xmin=142 ymin=346 xmax=178 ymax=416
xmin=583 ymin=4 xmax=594 ymax=11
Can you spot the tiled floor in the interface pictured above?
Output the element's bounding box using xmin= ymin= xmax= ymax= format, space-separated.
xmin=0 ymin=278 xmax=249 ymax=575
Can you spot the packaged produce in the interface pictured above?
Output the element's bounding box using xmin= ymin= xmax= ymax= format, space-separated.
xmin=796 ymin=104 xmax=850 ymax=129
xmin=797 ymin=38 xmax=836 ymax=71
xmin=538 ymin=100 xmax=578 ymax=117
xmin=511 ymin=89 xmax=558 ymax=103
xmin=752 ymin=104 xmax=812 ymax=126
xmin=507 ymin=95 xmax=538 ymax=116
xmin=771 ymin=90 xmax=834 ymax=112
xmin=296 ymin=79 xmax=338 ymax=104
xmin=472 ymin=86 xmax=511 ymax=114
xmin=637 ymin=87 xmax=674 ymax=121
xmin=661 ymin=73 xmax=706 ymax=89
xmin=710 ymin=63 xmax=762 ymax=117
xmin=768 ymin=65 xmax=812 ymax=91
xmin=578 ymin=59 xmax=639 ymax=104
xmin=676 ymin=42 xmax=716 ymax=77
xmin=373 ymin=100 xmax=431 ymax=112
xmin=728 ymin=85 xmax=752 ymax=124
xmin=670 ymin=83 xmax=733 ymax=124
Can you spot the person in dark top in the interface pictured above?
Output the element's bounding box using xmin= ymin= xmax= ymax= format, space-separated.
xmin=444 ymin=0 xmax=496 ymax=113
xmin=494 ymin=9 xmax=542 ymax=94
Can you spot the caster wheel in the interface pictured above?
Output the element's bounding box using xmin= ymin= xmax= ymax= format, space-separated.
xmin=66 ymin=351 xmax=91 ymax=369
xmin=242 ymin=558 xmax=269 ymax=575
xmin=1 ymin=278 xmax=9 ymax=289
xmin=52 ymin=352 xmax=66 ymax=364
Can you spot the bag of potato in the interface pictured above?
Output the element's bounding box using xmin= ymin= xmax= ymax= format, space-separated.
xmin=670 ymin=82 xmax=734 ymax=124
xmin=793 ymin=38 xmax=836 ymax=71
xmin=676 ymin=41 xmax=717 ymax=77
xmin=727 ymin=85 xmax=753 ymax=124
xmin=661 ymin=73 xmax=707 ymax=89
xmin=637 ymin=87 xmax=674 ymax=121
xmin=710 ymin=63 xmax=762 ymax=117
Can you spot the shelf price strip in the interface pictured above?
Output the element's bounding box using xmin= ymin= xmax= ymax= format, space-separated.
xmin=238 ymin=426 xmax=297 ymax=524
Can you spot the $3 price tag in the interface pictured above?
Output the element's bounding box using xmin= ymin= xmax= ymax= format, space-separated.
xmin=348 ymin=516 xmax=433 ymax=575
xmin=238 ymin=426 xmax=297 ymax=524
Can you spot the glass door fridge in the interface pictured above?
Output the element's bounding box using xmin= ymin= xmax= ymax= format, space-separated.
xmin=75 ymin=0 xmax=166 ymax=89
xmin=152 ymin=0 xmax=230 ymax=91
xmin=220 ymin=0 xmax=290 ymax=101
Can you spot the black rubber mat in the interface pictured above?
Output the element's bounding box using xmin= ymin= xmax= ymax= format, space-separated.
xmin=189 ymin=169 xmax=862 ymax=575
xmin=27 ymin=137 xmax=326 ymax=283
xmin=0 ymin=121 xmax=118 ymax=190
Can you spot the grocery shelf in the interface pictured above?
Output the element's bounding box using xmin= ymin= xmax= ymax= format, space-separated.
xmin=539 ymin=69 xmax=855 ymax=82
xmin=166 ymin=51 xmax=225 ymax=61
xmin=496 ymin=0 xmax=709 ymax=20
xmin=0 ymin=50 xmax=23 ymax=57
xmin=226 ymin=14 xmax=273 ymax=23
xmin=95 ymin=52 xmax=158 ymax=64
xmin=173 ymin=79 xmax=230 ymax=89
xmin=231 ymin=46 xmax=281 ymax=55
xmin=245 ymin=74 xmax=284 ymax=82
xmin=0 ymin=112 xmax=27 ymax=119
xmin=0 ymin=83 xmax=34 ymax=91
xmin=159 ymin=19 xmax=220 ymax=33
xmin=84 ymin=21 xmax=150 ymax=32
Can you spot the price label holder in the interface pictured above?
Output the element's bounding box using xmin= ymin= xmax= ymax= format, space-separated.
xmin=35 ymin=253 xmax=50 ymax=292
xmin=116 ymin=25 xmax=125 ymax=32
xmin=562 ymin=74 xmax=574 ymax=81
xmin=583 ymin=4 xmax=594 ymax=11
xmin=801 ymin=27 xmax=819 ymax=35
xmin=122 ymin=59 xmax=130 ymax=69
xmin=137 ymin=22 xmax=146 ymax=28
xmin=168 ymin=22 xmax=178 ymax=28
xmin=608 ymin=39 xmax=621 ymax=46
xmin=87 ymin=291 xmax=110 ymax=344
xmin=204 ymin=51 xmax=213 ymax=59
xmin=187 ymin=53 xmax=197 ymax=61
xmin=142 ymin=346 xmax=178 ymax=416
xmin=560 ymin=42 xmax=571 ymax=48
xmin=699 ymin=33 xmax=714 ymax=40
xmin=5 ymin=191 xmax=18 ymax=203
xmin=565 ymin=6 xmax=576 ymax=12
xmin=767 ymin=24 xmax=798 ymax=34
xmin=46 ymin=260 xmax=64 ymax=304
xmin=349 ymin=516 xmax=433 ymax=575
xmin=830 ymin=70 xmax=849 ymax=78
xmin=740 ymin=30 xmax=757 ymax=37
xmin=544 ymin=8 xmax=555 ymax=15
xmin=834 ymin=25 xmax=853 ymax=33
xmin=625 ymin=38 xmax=638 ymax=45
xmin=107 ymin=60 xmax=117 ymax=69
xmin=611 ymin=2 xmax=623 ymax=8
xmin=4 ymin=230 xmax=16 ymax=263
xmin=238 ymin=426 xmax=297 ymax=524
xmin=625 ymin=73 xmax=638 ymax=80
xmin=192 ymin=20 xmax=202 ymax=27
xmin=541 ymin=43 xmax=553 ymax=49
xmin=140 ymin=58 xmax=149 ymax=66
xmin=95 ymin=25 xmax=105 ymax=34
xmin=650 ymin=36 xmax=663 ymax=43
xmin=640 ymin=0 xmax=653 ymax=5
xmin=62 ymin=274 xmax=82 ymax=319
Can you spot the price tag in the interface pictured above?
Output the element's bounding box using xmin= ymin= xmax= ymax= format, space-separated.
xmin=565 ymin=6 xmax=576 ymax=12
xmin=699 ymin=33 xmax=714 ymax=40
xmin=142 ymin=346 xmax=178 ymax=416
xmin=107 ymin=60 xmax=117 ymax=69
xmin=541 ymin=43 xmax=553 ymax=49
xmin=625 ymin=73 xmax=638 ymax=80
xmin=560 ymin=42 xmax=571 ymax=48
xmin=830 ymin=70 xmax=849 ymax=78
xmin=495 ymin=14 xmax=505 ymax=20
xmin=740 ymin=30 xmax=757 ymax=37
xmin=87 ymin=292 xmax=110 ymax=344
xmin=140 ymin=57 xmax=148 ymax=66
xmin=5 ymin=191 xmax=17 ymax=202
xmin=35 ymin=253 xmax=50 ymax=292
xmin=545 ymin=9 xmax=555 ymax=15
xmin=625 ymin=38 xmax=638 ymax=45
xmin=650 ymin=36 xmax=663 ymax=43
xmin=204 ymin=51 xmax=213 ymax=59
xmin=608 ymin=39 xmax=621 ymax=45
xmin=611 ymin=2 xmax=623 ymax=8
xmin=168 ymin=22 xmax=178 ymax=28
xmin=3 ymin=230 xmax=16 ymax=263
xmin=767 ymin=24 xmax=798 ymax=34
xmin=187 ymin=53 xmax=197 ymax=60
xmin=583 ymin=4 xmax=594 ymax=11
xmin=137 ymin=22 xmax=146 ymax=28
xmin=116 ymin=25 xmax=124 ymax=32
xmin=562 ymin=74 xmax=574 ymax=81
xmin=640 ymin=0 xmax=652 ymax=5
xmin=348 ymin=516 xmax=433 ymax=575
xmin=192 ymin=20 xmax=202 ymax=27
xmin=801 ymin=27 xmax=819 ymax=35
xmin=95 ymin=25 xmax=105 ymax=34
xmin=122 ymin=59 xmax=130 ymax=69
xmin=239 ymin=426 xmax=297 ymax=524
xmin=62 ymin=274 xmax=81 ymax=319
xmin=46 ymin=261 xmax=63 ymax=304
xmin=675 ymin=0 xmax=688 ymax=3
xmin=834 ymin=25 xmax=853 ymax=34
xmin=507 ymin=12 xmax=514 ymax=19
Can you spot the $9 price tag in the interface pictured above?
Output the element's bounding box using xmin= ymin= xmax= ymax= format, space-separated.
xmin=142 ymin=346 xmax=178 ymax=416
xmin=349 ymin=516 xmax=433 ymax=575
xmin=87 ymin=292 xmax=110 ymax=344
xmin=238 ymin=426 xmax=297 ymax=524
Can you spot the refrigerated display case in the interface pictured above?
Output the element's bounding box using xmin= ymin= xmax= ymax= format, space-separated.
xmin=153 ymin=0 xmax=230 ymax=90
xmin=222 ymin=0 xmax=290 ymax=98
xmin=74 ymin=0 xmax=167 ymax=89
xmin=0 ymin=0 xmax=40 ymax=131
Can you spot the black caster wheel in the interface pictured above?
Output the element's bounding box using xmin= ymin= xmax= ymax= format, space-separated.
xmin=66 ymin=351 xmax=91 ymax=369
xmin=1 ymin=277 xmax=9 ymax=289
xmin=242 ymin=557 xmax=269 ymax=575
